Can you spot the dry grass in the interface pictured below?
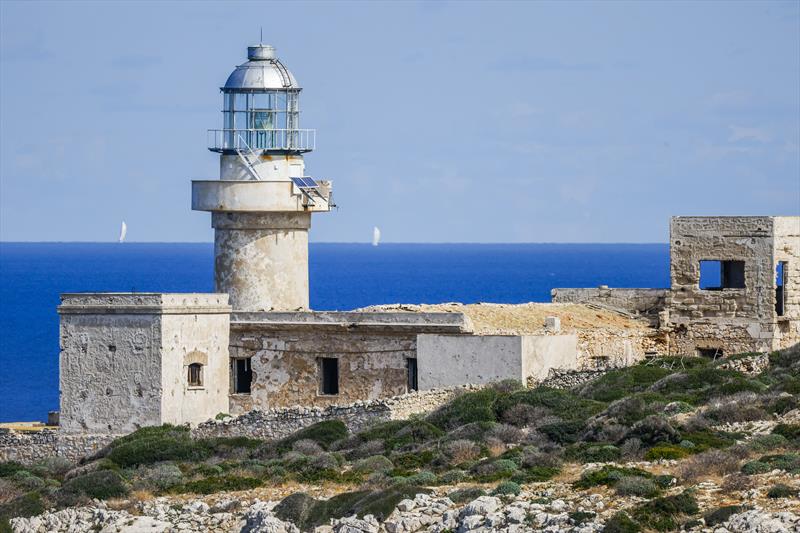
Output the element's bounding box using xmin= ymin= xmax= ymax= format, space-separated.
xmin=355 ymin=302 xmax=651 ymax=334
xmin=677 ymin=450 xmax=741 ymax=482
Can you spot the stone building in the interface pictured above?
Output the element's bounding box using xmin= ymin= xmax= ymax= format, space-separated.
xmin=553 ymin=216 xmax=800 ymax=357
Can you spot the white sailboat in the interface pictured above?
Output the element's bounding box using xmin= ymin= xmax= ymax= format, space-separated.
xmin=372 ymin=226 xmax=381 ymax=247
xmin=119 ymin=221 xmax=127 ymax=243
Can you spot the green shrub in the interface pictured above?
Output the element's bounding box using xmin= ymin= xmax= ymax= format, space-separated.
xmin=353 ymin=455 xmax=393 ymax=474
xmin=392 ymin=450 xmax=436 ymax=470
xmin=0 ymin=463 xmax=27 ymax=478
xmin=645 ymin=444 xmax=691 ymax=460
xmin=0 ymin=492 xmax=45 ymax=530
xmin=614 ymin=476 xmax=660 ymax=498
xmin=439 ymin=469 xmax=466 ymax=484
xmin=427 ymin=389 xmax=500 ymax=430
xmin=492 ymin=481 xmax=521 ymax=496
xmin=772 ymin=424 xmax=800 ymax=443
xmin=580 ymin=364 xmax=672 ymax=402
xmin=275 ymin=486 xmax=430 ymax=530
xmin=384 ymin=421 xmax=444 ymax=451
xmin=471 ymin=459 xmax=518 ymax=482
xmin=495 ymin=387 xmax=604 ymax=422
xmin=57 ymin=470 xmax=128 ymax=505
xmin=766 ymin=483 xmax=798 ymax=499
xmin=747 ymin=434 xmax=789 ymax=452
xmin=569 ymin=511 xmax=595 ymax=525
xmin=444 ymin=421 xmax=497 ymax=442
xmin=630 ymin=492 xmax=698 ymax=532
xmin=565 ymin=443 xmax=621 ymax=463
xmin=653 ymin=475 xmax=675 ymax=489
xmin=402 ymin=471 xmax=436 ymax=486
xmin=741 ymin=461 xmax=770 ymax=475
xmin=678 ymin=430 xmax=735 ymax=452
xmin=447 ymin=487 xmax=486 ymax=504
xmin=173 ymin=475 xmax=262 ymax=495
xmin=510 ymin=466 xmax=560 ymax=483
xmin=627 ymin=416 xmax=679 ymax=445
xmin=573 ymin=465 xmax=652 ymax=489
xmin=107 ymin=429 xmax=212 ymax=468
xmin=539 ymin=420 xmax=585 ymax=444
xmin=603 ymin=511 xmax=642 ymax=533
xmin=209 ymin=436 xmax=263 ymax=450
xmin=133 ymin=462 xmax=183 ymax=491
xmin=758 ymin=453 xmax=800 ymax=473
xmin=279 ymin=420 xmax=348 ymax=452
xmin=704 ymin=505 xmax=743 ymax=526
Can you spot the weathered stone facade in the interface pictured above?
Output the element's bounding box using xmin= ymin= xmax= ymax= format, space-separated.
xmin=58 ymin=293 xmax=232 ymax=433
xmin=667 ymin=216 xmax=800 ymax=356
xmin=227 ymin=311 xmax=470 ymax=413
xmin=553 ymin=216 xmax=800 ymax=358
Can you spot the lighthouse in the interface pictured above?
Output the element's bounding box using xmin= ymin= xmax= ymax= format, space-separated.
xmin=192 ymin=44 xmax=333 ymax=311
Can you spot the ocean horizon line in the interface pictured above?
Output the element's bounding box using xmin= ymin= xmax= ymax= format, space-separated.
xmin=0 ymin=240 xmax=669 ymax=246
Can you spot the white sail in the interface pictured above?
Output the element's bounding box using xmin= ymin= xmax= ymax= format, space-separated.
xmin=119 ymin=221 xmax=127 ymax=243
xmin=372 ymin=226 xmax=381 ymax=247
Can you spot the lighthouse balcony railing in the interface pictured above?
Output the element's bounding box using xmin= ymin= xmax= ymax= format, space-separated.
xmin=208 ymin=128 xmax=315 ymax=153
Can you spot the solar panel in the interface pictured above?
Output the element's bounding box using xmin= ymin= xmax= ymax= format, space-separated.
xmin=291 ymin=177 xmax=318 ymax=188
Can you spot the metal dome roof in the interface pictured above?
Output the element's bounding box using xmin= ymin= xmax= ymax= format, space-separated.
xmin=222 ymin=45 xmax=300 ymax=91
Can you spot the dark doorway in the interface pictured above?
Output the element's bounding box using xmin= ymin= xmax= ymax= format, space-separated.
xmin=232 ymin=358 xmax=252 ymax=394
xmin=319 ymin=357 xmax=339 ymax=395
xmin=406 ymin=358 xmax=418 ymax=392
xmin=697 ymin=347 xmax=723 ymax=359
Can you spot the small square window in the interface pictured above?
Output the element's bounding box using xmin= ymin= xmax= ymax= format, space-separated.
xmin=699 ymin=260 xmax=745 ymax=290
xmin=319 ymin=358 xmax=339 ymax=395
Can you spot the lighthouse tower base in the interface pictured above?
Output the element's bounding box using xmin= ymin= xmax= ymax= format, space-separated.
xmin=212 ymin=212 xmax=311 ymax=312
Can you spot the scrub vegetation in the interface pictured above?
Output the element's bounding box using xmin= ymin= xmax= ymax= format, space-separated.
xmin=1 ymin=346 xmax=799 ymax=531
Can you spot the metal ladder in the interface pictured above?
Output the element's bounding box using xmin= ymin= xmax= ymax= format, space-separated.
xmin=236 ymin=134 xmax=262 ymax=181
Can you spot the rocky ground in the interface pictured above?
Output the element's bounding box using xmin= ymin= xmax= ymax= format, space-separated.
xmin=10 ymin=455 xmax=800 ymax=533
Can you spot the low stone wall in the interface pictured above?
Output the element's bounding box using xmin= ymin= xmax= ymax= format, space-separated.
xmin=535 ymin=368 xmax=610 ymax=389
xmin=193 ymin=388 xmax=465 ymax=440
xmin=0 ymin=429 xmax=116 ymax=465
xmin=551 ymin=287 xmax=668 ymax=325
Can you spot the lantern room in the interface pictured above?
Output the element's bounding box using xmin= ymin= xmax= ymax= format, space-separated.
xmin=208 ymin=44 xmax=315 ymax=153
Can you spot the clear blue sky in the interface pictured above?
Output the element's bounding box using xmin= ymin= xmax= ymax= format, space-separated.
xmin=1 ymin=1 xmax=798 ymax=243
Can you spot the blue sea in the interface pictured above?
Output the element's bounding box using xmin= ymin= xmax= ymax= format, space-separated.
xmin=0 ymin=242 xmax=669 ymax=422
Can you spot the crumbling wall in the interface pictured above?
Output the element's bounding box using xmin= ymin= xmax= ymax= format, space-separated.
xmin=668 ymin=217 xmax=787 ymax=355
xmin=551 ymin=288 xmax=668 ymax=325
xmin=193 ymin=388 xmax=464 ymax=441
xmin=228 ymin=311 xmax=470 ymax=412
xmin=230 ymin=328 xmax=414 ymax=411
xmin=0 ymin=429 xmax=116 ymax=465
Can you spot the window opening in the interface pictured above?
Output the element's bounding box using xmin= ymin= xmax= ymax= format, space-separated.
xmin=232 ymin=358 xmax=252 ymax=394
xmin=699 ymin=260 xmax=745 ymax=290
xmin=406 ymin=358 xmax=418 ymax=392
xmin=776 ymin=261 xmax=788 ymax=317
xmin=319 ymin=358 xmax=339 ymax=395
xmin=697 ymin=347 xmax=723 ymax=359
xmin=188 ymin=363 xmax=203 ymax=387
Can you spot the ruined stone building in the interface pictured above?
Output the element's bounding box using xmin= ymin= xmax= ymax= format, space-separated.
xmin=553 ymin=216 xmax=800 ymax=358
xmin=54 ymin=46 xmax=799 ymax=435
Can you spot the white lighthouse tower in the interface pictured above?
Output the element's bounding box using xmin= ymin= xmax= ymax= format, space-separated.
xmin=192 ymin=44 xmax=333 ymax=311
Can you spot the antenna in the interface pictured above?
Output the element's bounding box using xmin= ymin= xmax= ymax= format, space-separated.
xmin=260 ymin=27 xmax=263 ymax=44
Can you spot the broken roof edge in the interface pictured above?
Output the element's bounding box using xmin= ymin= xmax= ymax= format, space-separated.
xmin=231 ymin=310 xmax=473 ymax=334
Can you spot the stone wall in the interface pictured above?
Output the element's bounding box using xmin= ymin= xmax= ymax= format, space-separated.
xmin=227 ymin=311 xmax=469 ymax=412
xmin=0 ymin=429 xmax=116 ymax=465
xmin=667 ymin=216 xmax=798 ymax=356
xmin=551 ymin=288 xmax=668 ymax=325
xmin=535 ymin=368 xmax=610 ymax=389
xmin=58 ymin=293 xmax=231 ymax=434
xmin=193 ymin=388 xmax=464 ymax=440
